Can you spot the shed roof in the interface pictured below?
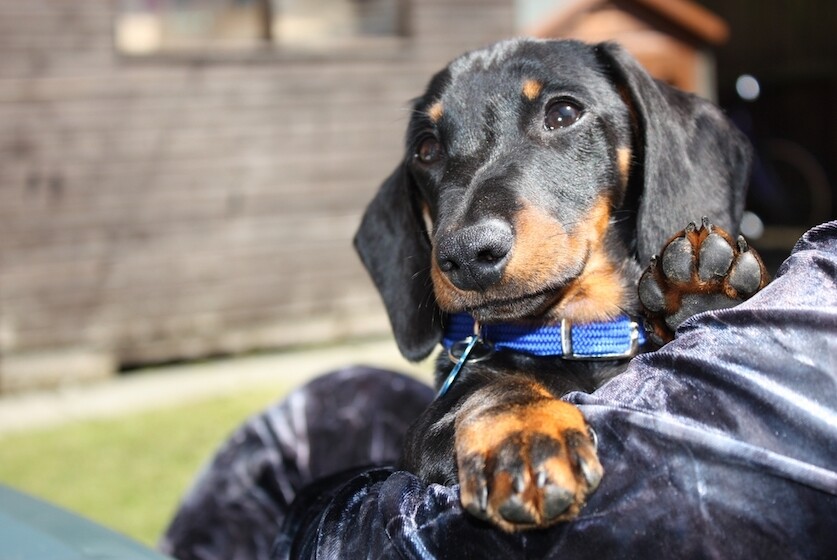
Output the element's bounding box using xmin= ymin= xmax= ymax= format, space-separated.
xmin=528 ymin=0 xmax=729 ymax=45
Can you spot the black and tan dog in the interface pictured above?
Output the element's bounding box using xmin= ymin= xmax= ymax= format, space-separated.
xmin=354 ymin=39 xmax=768 ymax=532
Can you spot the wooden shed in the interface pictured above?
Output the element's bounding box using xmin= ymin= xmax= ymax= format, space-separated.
xmin=523 ymin=0 xmax=729 ymax=99
xmin=0 ymin=0 xmax=517 ymax=392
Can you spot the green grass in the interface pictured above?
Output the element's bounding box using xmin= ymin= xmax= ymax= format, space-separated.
xmin=0 ymin=383 xmax=293 ymax=547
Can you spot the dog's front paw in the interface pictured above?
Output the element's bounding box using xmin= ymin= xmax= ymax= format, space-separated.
xmin=455 ymin=398 xmax=602 ymax=532
xmin=639 ymin=217 xmax=769 ymax=344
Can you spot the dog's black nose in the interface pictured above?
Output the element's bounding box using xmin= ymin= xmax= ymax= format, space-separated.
xmin=436 ymin=220 xmax=513 ymax=291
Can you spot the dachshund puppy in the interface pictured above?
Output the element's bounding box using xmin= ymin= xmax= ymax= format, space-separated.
xmin=354 ymin=39 xmax=768 ymax=531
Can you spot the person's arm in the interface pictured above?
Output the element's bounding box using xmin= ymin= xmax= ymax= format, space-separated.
xmin=279 ymin=222 xmax=837 ymax=559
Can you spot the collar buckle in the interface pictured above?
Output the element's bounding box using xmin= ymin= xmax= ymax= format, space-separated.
xmin=560 ymin=318 xmax=641 ymax=360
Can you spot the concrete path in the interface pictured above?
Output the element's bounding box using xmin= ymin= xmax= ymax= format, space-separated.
xmin=0 ymin=337 xmax=433 ymax=436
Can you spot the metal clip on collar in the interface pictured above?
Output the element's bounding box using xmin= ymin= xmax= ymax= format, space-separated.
xmin=437 ymin=321 xmax=494 ymax=398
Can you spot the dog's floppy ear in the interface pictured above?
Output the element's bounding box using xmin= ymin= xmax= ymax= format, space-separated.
xmin=597 ymin=42 xmax=752 ymax=263
xmin=354 ymin=164 xmax=442 ymax=361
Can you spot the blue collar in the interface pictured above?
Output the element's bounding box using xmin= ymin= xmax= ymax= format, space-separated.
xmin=442 ymin=313 xmax=646 ymax=360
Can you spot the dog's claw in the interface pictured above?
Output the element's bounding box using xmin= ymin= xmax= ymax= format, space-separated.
xmin=499 ymin=496 xmax=537 ymax=524
xmin=698 ymin=232 xmax=734 ymax=280
xmin=638 ymin=269 xmax=666 ymax=312
xmin=661 ymin=236 xmax=695 ymax=283
xmin=639 ymin=221 xmax=769 ymax=343
xmin=729 ymin=250 xmax=763 ymax=295
xmin=513 ymin=472 xmax=526 ymax=494
xmin=464 ymin=481 xmax=490 ymax=520
xmin=542 ymin=484 xmax=574 ymax=520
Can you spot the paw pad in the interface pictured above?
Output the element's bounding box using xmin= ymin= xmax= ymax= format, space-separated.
xmin=639 ymin=218 xmax=769 ymax=344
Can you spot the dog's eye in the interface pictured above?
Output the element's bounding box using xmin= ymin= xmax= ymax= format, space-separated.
xmin=544 ymin=100 xmax=583 ymax=130
xmin=415 ymin=136 xmax=443 ymax=165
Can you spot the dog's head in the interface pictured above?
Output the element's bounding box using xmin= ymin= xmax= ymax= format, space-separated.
xmin=355 ymin=39 xmax=751 ymax=361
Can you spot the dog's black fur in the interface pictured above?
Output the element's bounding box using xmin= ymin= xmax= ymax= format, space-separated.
xmin=355 ymin=39 xmax=756 ymax=531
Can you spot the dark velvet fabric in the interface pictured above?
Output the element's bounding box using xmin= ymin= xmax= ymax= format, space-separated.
xmin=162 ymin=222 xmax=837 ymax=560
xmin=159 ymin=367 xmax=434 ymax=560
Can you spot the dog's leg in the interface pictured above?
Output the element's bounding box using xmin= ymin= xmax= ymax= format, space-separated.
xmin=455 ymin=376 xmax=602 ymax=532
xmin=638 ymin=218 xmax=770 ymax=344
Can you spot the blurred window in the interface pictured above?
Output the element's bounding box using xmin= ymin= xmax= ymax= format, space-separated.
xmin=115 ymin=0 xmax=404 ymax=55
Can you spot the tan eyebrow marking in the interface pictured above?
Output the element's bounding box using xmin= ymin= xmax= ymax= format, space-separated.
xmin=522 ymin=79 xmax=543 ymax=101
xmin=427 ymin=101 xmax=444 ymax=123
xmin=617 ymin=147 xmax=632 ymax=188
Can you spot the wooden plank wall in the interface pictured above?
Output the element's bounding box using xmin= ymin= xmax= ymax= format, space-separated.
xmin=0 ymin=0 xmax=515 ymax=387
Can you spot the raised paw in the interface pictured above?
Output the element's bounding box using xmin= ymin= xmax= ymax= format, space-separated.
xmin=638 ymin=217 xmax=769 ymax=344
xmin=455 ymin=397 xmax=602 ymax=532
